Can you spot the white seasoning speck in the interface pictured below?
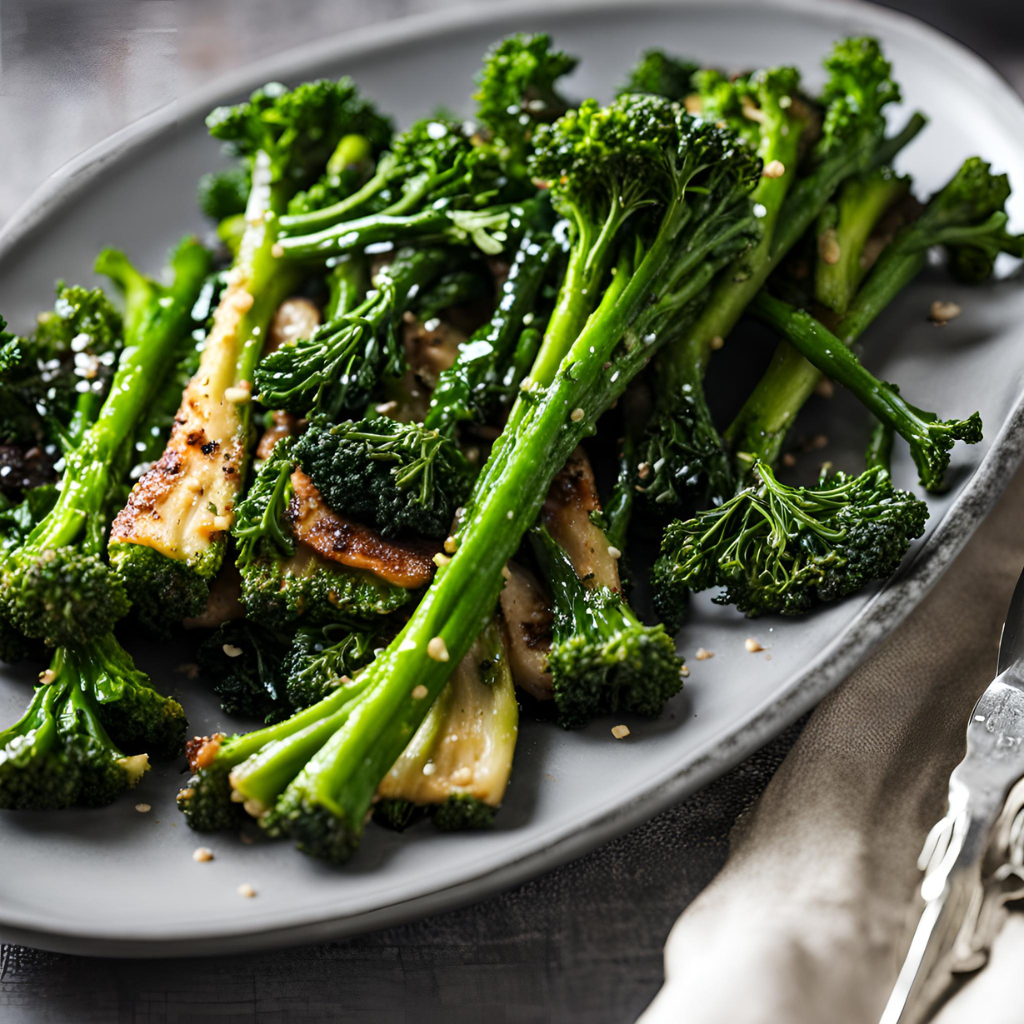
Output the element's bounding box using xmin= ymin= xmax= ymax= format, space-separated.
xmin=680 ymin=666 xmax=690 ymax=678
xmin=271 ymin=243 xmax=284 ymax=258
xmin=819 ymin=228 xmax=841 ymax=266
xmin=762 ymin=159 xmax=786 ymax=179
xmin=135 ymin=803 xmax=151 ymax=813
xmin=507 ymin=510 xmax=514 ymax=519
xmin=745 ymin=637 xmax=764 ymax=653
xmin=411 ymin=685 xmax=428 ymax=700
xmin=695 ymin=648 xmax=714 ymax=661
xmin=422 ymin=763 xmax=436 ymax=776
xmin=375 ymin=400 xmax=398 ymax=415
xmin=427 ymin=637 xmax=449 ymax=662
xmin=224 ymin=386 xmax=252 ymax=405
xmin=611 ymin=724 xmax=631 ymax=740
xmin=223 ymin=644 xmax=243 ymax=658
xmin=930 ymin=300 xmax=961 ymax=323
xmin=193 ymin=847 xmax=214 ymax=863
xmin=238 ymin=883 xmax=257 ymax=899
xmin=38 ymin=669 xmax=56 ymax=686
xmin=570 ymin=407 xmax=584 ymax=422
xmin=607 ymin=546 xmax=622 ymax=559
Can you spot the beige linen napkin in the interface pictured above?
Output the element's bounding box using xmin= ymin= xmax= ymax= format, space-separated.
xmin=639 ymin=464 xmax=1024 ymax=1024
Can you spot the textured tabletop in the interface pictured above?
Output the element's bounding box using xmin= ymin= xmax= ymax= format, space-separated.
xmin=0 ymin=2 xmax=1020 ymax=1021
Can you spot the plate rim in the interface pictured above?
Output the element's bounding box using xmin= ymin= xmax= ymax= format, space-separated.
xmin=1 ymin=0 xmax=1024 ymax=957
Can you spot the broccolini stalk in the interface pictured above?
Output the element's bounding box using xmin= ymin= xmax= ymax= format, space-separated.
xmin=0 ymin=240 xmax=211 ymax=648
xmin=727 ymin=157 xmax=1024 ymax=473
xmin=179 ymin=96 xmax=762 ymax=861
xmin=375 ymin=616 xmax=518 ymax=830
xmin=640 ymin=38 xmax=923 ymax=510
xmin=749 ymin=291 xmax=982 ymax=491
xmin=276 ymin=115 xmax=525 ymax=260
xmin=652 ymin=459 xmax=927 ymax=620
xmin=425 ymin=210 xmax=559 ymax=434
xmin=814 ymin=167 xmax=911 ymax=314
xmin=109 ymin=79 xmax=391 ymax=626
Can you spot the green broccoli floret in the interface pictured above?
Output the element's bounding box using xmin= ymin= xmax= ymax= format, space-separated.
xmin=531 ymin=526 xmax=683 ymax=729
xmin=0 ymin=284 xmax=122 ymax=459
xmin=654 ymin=462 xmax=928 ymax=617
xmin=197 ymin=166 xmax=250 ymax=221
xmin=0 ymin=634 xmax=180 ymax=810
xmin=197 ymin=620 xmax=289 ymax=721
xmin=281 ymin=624 xmax=381 ymax=709
xmin=616 ymin=49 xmax=699 ymax=101
xmin=1 ymin=240 xmax=211 ymax=648
xmin=474 ymin=33 xmax=577 ymax=160
xmin=293 ymin=418 xmax=472 ymax=540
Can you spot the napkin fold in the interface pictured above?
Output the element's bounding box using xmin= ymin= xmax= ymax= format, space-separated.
xmin=639 ymin=465 xmax=1024 ymax=1024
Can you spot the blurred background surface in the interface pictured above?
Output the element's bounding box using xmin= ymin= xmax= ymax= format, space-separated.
xmin=0 ymin=2 xmax=1020 ymax=1022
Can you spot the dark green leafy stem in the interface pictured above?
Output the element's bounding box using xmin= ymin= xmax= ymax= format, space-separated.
xmin=233 ymin=436 xmax=297 ymax=569
xmin=749 ymin=291 xmax=982 ymax=492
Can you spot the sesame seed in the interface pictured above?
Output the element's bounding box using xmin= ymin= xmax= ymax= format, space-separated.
xmin=135 ymin=803 xmax=151 ymax=813
xmin=411 ymin=685 xmax=428 ymax=700
xmin=237 ymin=883 xmax=257 ymax=899
xmin=930 ymin=300 xmax=961 ymax=323
xmin=765 ymin=654 xmax=772 ymax=661
xmin=212 ymin=514 xmax=233 ymax=531
xmin=444 ymin=535 xmax=457 ymax=554
xmin=710 ymin=335 xmax=725 ymax=351
xmin=680 ymin=666 xmax=690 ymax=678
xmin=762 ymin=160 xmax=786 ymax=179
xmin=745 ymin=637 xmax=764 ymax=653
xmin=501 ymin=565 xmax=512 ymax=580
xmin=222 ymin=644 xmax=243 ymax=658
xmin=695 ymin=648 xmax=714 ymax=661
xmin=38 ymin=669 xmax=56 ymax=686
xmin=422 ymin=763 xmax=436 ymax=776
xmin=637 ymin=462 xmax=651 ymax=480
xmin=607 ymin=546 xmax=622 ymax=559
xmin=427 ymin=637 xmax=449 ymax=662
xmin=611 ymin=725 xmax=631 ymax=740
xmin=570 ymin=407 xmax=584 ymax=422
xmin=271 ymin=243 xmax=284 ymax=258
xmin=819 ymin=228 xmax=841 ymax=266
xmin=432 ymin=552 xmax=451 ymax=568
xmin=193 ymin=847 xmax=214 ymax=863
xmin=224 ymin=386 xmax=251 ymax=405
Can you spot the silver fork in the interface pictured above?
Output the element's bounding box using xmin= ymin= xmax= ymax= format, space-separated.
xmin=880 ymin=565 xmax=1024 ymax=1024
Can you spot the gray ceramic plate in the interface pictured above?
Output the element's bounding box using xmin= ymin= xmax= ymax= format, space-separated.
xmin=1 ymin=0 xmax=1023 ymax=958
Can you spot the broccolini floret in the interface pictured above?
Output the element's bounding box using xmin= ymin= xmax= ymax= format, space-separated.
xmin=0 ymin=239 xmax=211 ymax=648
xmin=653 ymin=461 xmax=927 ymax=618
xmin=616 ymin=49 xmax=699 ymax=101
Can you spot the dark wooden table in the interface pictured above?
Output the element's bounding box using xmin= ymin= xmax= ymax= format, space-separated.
xmin=0 ymin=2 xmax=1019 ymax=1021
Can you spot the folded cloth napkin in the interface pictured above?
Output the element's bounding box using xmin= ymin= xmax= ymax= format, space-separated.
xmin=639 ymin=463 xmax=1024 ymax=1024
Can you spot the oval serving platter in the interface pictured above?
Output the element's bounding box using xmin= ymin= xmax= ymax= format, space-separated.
xmin=1 ymin=0 xmax=1023 ymax=957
